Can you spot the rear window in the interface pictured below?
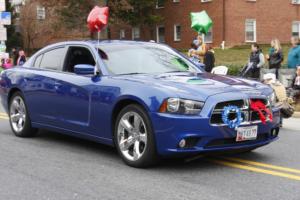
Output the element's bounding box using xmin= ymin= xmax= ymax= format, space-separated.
xmin=40 ymin=48 xmax=66 ymax=71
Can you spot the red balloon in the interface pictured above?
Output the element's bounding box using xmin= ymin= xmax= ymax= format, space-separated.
xmin=87 ymin=6 xmax=109 ymax=33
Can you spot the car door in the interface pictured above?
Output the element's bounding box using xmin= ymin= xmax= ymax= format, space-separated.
xmin=25 ymin=46 xmax=68 ymax=126
xmin=50 ymin=45 xmax=97 ymax=134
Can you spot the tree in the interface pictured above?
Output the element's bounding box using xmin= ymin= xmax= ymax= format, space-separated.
xmin=108 ymin=0 xmax=163 ymax=40
xmin=108 ymin=0 xmax=163 ymax=27
xmin=55 ymin=0 xmax=101 ymax=35
xmin=19 ymin=1 xmax=59 ymax=53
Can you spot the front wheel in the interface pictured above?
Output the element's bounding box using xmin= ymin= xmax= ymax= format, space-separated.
xmin=9 ymin=92 xmax=38 ymax=137
xmin=114 ymin=104 xmax=158 ymax=168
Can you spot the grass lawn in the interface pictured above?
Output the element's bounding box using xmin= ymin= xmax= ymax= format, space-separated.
xmin=213 ymin=44 xmax=290 ymax=75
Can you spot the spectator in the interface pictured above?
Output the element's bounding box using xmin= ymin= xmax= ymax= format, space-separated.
xmin=242 ymin=43 xmax=265 ymax=79
xmin=266 ymin=39 xmax=284 ymax=78
xmin=10 ymin=48 xmax=18 ymax=66
xmin=287 ymin=36 xmax=300 ymax=69
xmin=290 ymin=66 xmax=300 ymax=99
xmin=194 ymin=35 xmax=207 ymax=62
xmin=17 ymin=50 xmax=26 ymax=66
xmin=187 ymin=40 xmax=200 ymax=60
xmin=203 ymin=44 xmax=215 ymax=73
xmin=2 ymin=58 xmax=13 ymax=69
xmin=263 ymin=73 xmax=296 ymax=125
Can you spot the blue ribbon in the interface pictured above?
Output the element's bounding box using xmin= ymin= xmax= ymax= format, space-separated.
xmin=222 ymin=105 xmax=243 ymax=129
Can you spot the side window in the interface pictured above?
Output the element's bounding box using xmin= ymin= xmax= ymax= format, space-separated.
xmin=40 ymin=48 xmax=66 ymax=71
xmin=64 ymin=46 xmax=96 ymax=73
xmin=33 ymin=54 xmax=43 ymax=68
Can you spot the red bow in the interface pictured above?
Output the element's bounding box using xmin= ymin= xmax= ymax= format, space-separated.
xmin=250 ymin=100 xmax=273 ymax=124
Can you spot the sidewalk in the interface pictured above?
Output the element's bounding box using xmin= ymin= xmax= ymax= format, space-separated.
xmin=293 ymin=112 xmax=300 ymax=118
xmin=283 ymin=117 xmax=300 ymax=131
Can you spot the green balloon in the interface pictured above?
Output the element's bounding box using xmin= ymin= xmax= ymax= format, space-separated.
xmin=190 ymin=11 xmax=213 ymax=35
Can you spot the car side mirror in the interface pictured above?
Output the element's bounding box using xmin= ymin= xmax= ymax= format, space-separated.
xmin=74 ymin=64 xmax=95 ymax=75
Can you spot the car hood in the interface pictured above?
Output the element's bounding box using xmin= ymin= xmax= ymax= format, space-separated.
xmin=113 ymin=72 xmax=272 ymax=101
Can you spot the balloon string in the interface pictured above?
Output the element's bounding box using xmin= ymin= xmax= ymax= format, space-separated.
xmin=97 ymin=31 xmax=100 ymax=46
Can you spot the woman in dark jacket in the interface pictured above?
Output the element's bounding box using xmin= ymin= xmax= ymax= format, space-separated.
xmin=242 ymin=43 xmax=265 ymax=79
xmin=203 ymin=44 xmax=215 ymax=73
xmin=266 ymin=39 xmax=284 ymax=79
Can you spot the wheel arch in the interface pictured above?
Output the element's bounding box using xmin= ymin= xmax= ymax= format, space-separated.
xmin=111 ymin=96 xmax=151 ymax=139
xmin=7 ymin=87 xmax=22 ymax=105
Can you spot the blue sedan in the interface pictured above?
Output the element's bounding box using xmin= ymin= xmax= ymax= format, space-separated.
xmin=0 ymin=41 xmax=280 ymax=167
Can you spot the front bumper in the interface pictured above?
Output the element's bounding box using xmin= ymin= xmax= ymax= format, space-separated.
xmin=150 ymin=107 xmax=280 ymax=157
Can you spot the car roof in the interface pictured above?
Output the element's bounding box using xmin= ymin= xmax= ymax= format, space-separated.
xmin=45 ymin=40 xmax=159 ymax=49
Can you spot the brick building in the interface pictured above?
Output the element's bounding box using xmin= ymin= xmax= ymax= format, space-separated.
xmin=110 ymin=0 xmax=300 ymax=49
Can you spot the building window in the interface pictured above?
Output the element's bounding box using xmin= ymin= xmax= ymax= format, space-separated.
xmin=156 ymin=26 xmax=165 ymax=43
xmin=132 ymin=27 xmax=140 ymax=40
xmin=292 ymin=21 xmax=300 ymax=37
xmin=120 ymin=29 xmax=126 ymax=39
xmin=36 ymin=6 xmax=46 ymax=20
xmin=174 ymin=24 xmax=181 ymax=41
xmin=156 ymin=0 xmax=164 ymax=8
xmin=201 ymin=0 xmax=212 ymax=2
xmin=202 ymin=28 xmax=213 ymax=43
xmin=245 ymin=19 xmax=256 ymax=42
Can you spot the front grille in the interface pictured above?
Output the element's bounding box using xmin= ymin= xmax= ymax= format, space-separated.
xmin=214 ymin=100 xmax=245 ymax=110
xmin=210 ymin=98 xmax=271 ymax=126
xmin=205 ymin=133 xmax=269 ymax=148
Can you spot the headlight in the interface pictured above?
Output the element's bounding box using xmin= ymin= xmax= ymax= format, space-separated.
xmin=268 ymin=92 xmax=276 ymax=106
xmin=159 ymin=98 xmax=204 ymax=115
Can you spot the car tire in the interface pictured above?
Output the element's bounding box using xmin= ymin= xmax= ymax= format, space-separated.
xmin=9 ymin=92 xmax=38 ymax=137
xmin=114 ymin=104 xmax=158 ymax=168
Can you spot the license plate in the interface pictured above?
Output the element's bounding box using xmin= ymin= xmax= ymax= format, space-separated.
xmin=236 ymin=126 xmax=258 ymax=142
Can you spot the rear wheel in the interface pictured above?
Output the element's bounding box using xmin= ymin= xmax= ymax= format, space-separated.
xmin=9 ymin=92 xmax=38 ymax=137
xmin=114 ymin=104 xmax=158 ymax=168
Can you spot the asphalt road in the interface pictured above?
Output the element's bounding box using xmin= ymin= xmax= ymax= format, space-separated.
xmin=0 ymin=105 xmax=300 ymax=200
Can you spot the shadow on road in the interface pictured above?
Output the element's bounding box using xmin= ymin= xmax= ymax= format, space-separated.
xmin=0 ymin=120 xmax=275 ymax=172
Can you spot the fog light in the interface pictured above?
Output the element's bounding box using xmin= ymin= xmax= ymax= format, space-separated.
xmin=179 ymin=139 xmax=186 ymax=148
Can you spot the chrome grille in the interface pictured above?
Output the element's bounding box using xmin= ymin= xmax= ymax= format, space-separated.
xmin=210 ymin=98 xmax=271 ymax=126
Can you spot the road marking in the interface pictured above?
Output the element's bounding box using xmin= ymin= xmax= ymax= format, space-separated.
xmin=187 ymin=155 xmax=300 ymax=181
xmin=0 ymin=112 xmax=7 ymax=116
xmin=210 ymin=159 xmax=300 ymax=181
xmin=0 ymin=116 xmax=8 ymax=120
xmin=0 ymin=112 xmax=8 ymax=120
xmin=222 ymin=157 xmax=300 ymax=175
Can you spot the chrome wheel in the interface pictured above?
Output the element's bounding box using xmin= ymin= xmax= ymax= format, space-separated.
xmin=117 ymin=112 xmax=147 ymax=161
xmin=10 ymin=96 xmax=26 ymax=133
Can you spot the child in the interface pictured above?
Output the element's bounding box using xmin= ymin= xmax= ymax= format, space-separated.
xmin=3 ymin=58 xmax=13 ymax=69
xmin=188 ymin=40 xmax=200 ymax=64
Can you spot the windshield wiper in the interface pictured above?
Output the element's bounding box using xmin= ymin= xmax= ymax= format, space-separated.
xmin=119 ymin=72 xmax=146 ymax=75
xmin=165 ymin=71 xmax=190 ymax=73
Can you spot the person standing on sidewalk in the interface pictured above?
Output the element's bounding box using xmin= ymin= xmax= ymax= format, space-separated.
xmin=288 ymin=36 xmax=300 ymax=69
xmin=10 ymin=48 xmax=18 ymax=66
xmin=203 ymin=44 xmax=215 ymax=73
xmin=266 ymin=39 xmax=284 ymax=79
xmin=243 ymin=43 xmax=265 ymax=79
xmin=194 ymin=35 xmax=207 ymax=63
xmin=17 ymin=50 xmax=26 ymax=66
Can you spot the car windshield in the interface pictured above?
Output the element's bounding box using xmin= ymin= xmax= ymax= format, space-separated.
xmin=97 ymin=44 xmax=200 ymax=75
